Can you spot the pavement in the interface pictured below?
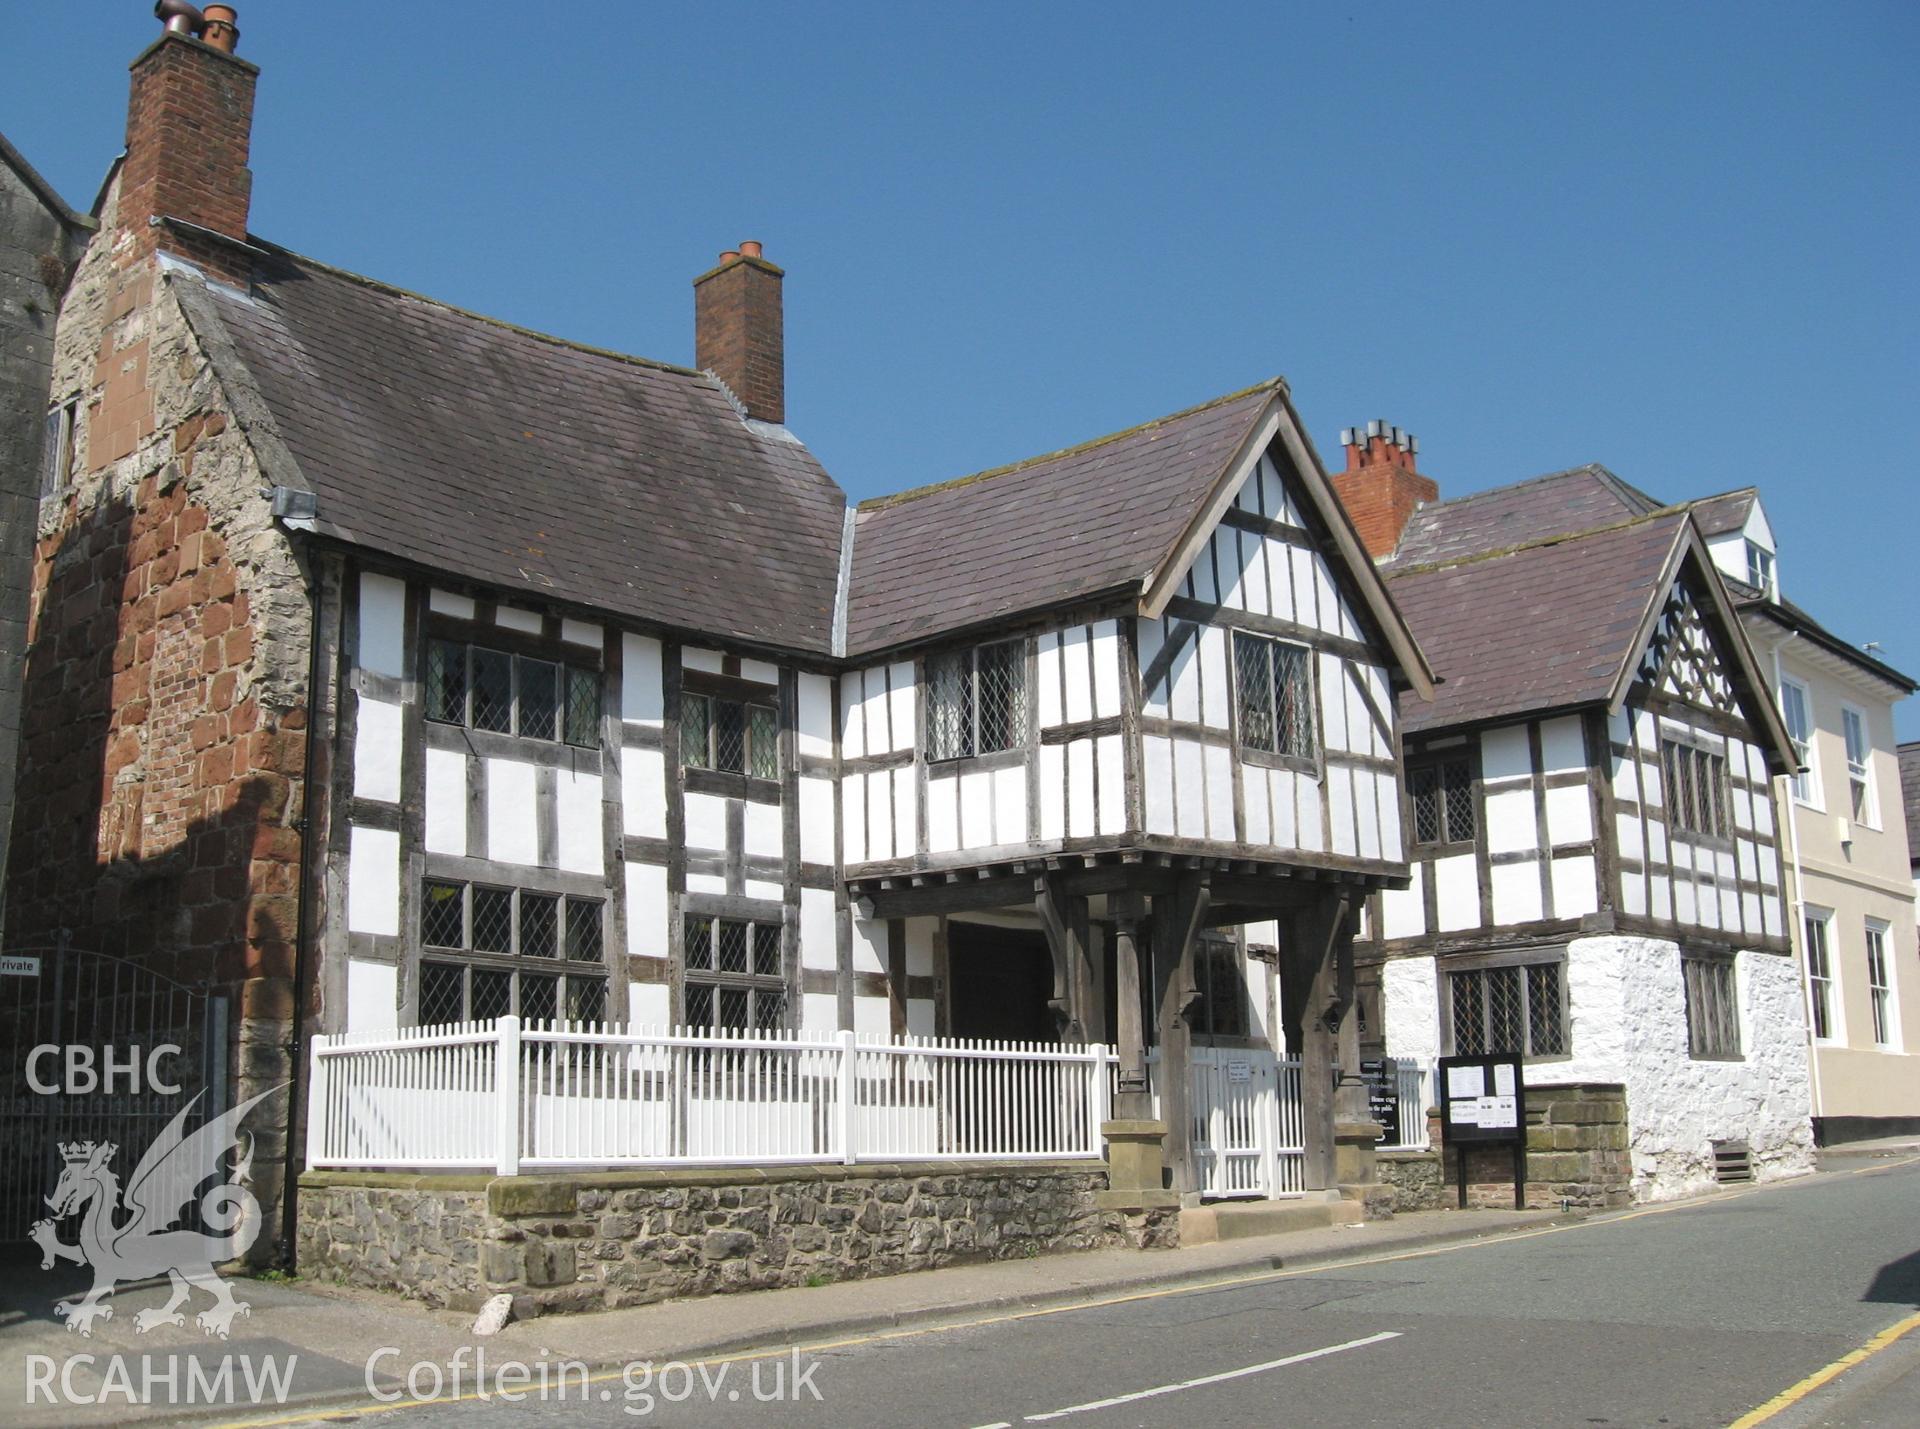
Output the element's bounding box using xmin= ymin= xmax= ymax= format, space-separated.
xmin=3 ymin=1147 xmax=1916 ymax=1427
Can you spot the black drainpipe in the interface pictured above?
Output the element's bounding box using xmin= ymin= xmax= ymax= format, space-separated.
xmin=281 ymin=534 xmax=324 ymax=1269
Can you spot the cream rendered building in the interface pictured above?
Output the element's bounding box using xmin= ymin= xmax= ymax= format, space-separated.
xmin=1698 ymin=491 xmax=1920 ymax=1142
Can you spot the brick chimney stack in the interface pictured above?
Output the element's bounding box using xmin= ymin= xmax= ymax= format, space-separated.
xmin=694 ymin=242 xmax=785 ymax=425
xmin=1329 ymin=420 xmax=1437 ymax=560
xmin=121 ymin=4 xmax=257 ymax=286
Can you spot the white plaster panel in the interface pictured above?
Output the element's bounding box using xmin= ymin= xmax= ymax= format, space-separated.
xmin=800 ymin=888 xmax=838 ymax=971
xmin=555 ymin=770 xmax=603 ymax=875
xmin=1355 ymin=768 xmax=1382 ymax=861
xmin=1317 ymin=653 xmax=1348 ymax=753
xmin=1268 ymin=541 xmax=1296 ymax=624
xmin=928 ymin=772 xmax=960 ymax=853
xmin=842 ymin=774 xmax=866 ymax=864
xmin=1328 ymin=765 xmax=1357 ymax=856
xmin=423 ymin=747 xmax=467 ymax=856
xmin=621 ymin=747 xmax=665 ymax=839
xmin=1481 ymin=724 xmax=1533 ymax=782
xmin=1063 ymin=625 xmax=1094 ymax=724
xmin=799 ymin=777 xmax=835 ymax=864
xmin=1174 ymin=738 xmax=1206 ymax=839
xmin=1168 ymin=628 xmax=1201 ymax=724
xmin=960 ymin=771 xmax=992 ymax=849
xmin=1491 ymin=858 xmax=1543 ymax=924
xmin=1378 ymin=767 xmax=1403 ymax=861
xmin=346 ymin=959 xmax=397 ymax=1032
xmin=1039 ymin=743 xmax=1066 ymax=841
xmin=907 ymin=999 xmax=938 ymax=1037
xmin=1037 ymin=633 xmax=1063 ymax=729
xmin=1621 ymin=864 xmax=1648 ymax=916
xmin=685 ymin=872 xmax=727 ymax=896
xmin=486 ymin=759 xmax=540 ymax=866
xmin=357 ymin=572 xmax=407 ymax=679
xmin=1310 ymin=552 xmax=1338 ymax=636
xmin=346 ymin=825 xmax=400 ymax=936
xmin=993 ymin=763 xmax=1026 ymax=846
xmin=1244 ymin=763 xmax=1271 ymax=845
xmin=560 ymin=618 xmax=603 ymax=649
xmin=906 ymin=919 xmax=936 ymax=978
xmin=744 ymin=878 xmax=783 ymax=903
xmin=893 ymin=768 xmax=915 ymax=855
xmin=1485 ymin=787 xmax=1537 ymax=855
xmin=683 ymin=790 xmax=727 ymax=854
xmin=745 ymin=799 xmax=782 ymax=861
xmin=797 ymin=673 xmax=834 ymax=758
xmin=1651 ymin=873 xmax=1672 ymax=921
xmin=622 ymin=635 xmax=664 ymax=726
xmin=1434 ymin=853 xmax=1479 ymax=932
xmin=624 ymin=861 xmax=668 ymax=957
xmin=628 ymin=981 xmax=670 ymax=1030
xmin=1342 ymin=664 xmax=1371 ymax=757
xmin=1188 ymin=537 xmax=1217 ymax=604
xmin=1197 ymin=626 xmax=1229 ymax=730
xmin=841 ymin=671 xmax=867 ymax=759
xmin=1382 ymin=864 xmax=1425 ymax=940
xmin=1260 ymin=454 xmax=1291 ymax=523
xmin=851 ymin=917 xmax=887 ymax=976
xmin=1382 ymin=956 xmax=1441 ymax=1062
xmin=1204 ymin=744 xmax=1234 ymax=842
xmin=1139 ymin=618 xmax=1168 ymax=718
xmin=887 ymin=662 xmax=916 ymax=753
xmin=428 ymin=587 xmax=475 ymax=619
xmin=1545 ymin=783 xmax=1594 ymax=845
xmin=1144 ymin=737 xmax=1174 ymax=835
xmin=1539 ymin=715 xmax=1586 ymax=774
xmin=682 ymin=647 xmax=723 ymax=675
xmin=1270 ymin=767 xmax=1297 ymax=848
xmin=801 ymin=992 xmax=841 ymax=1034
xmin=740 ymin=657 xmax=780 ymax=685
xmin=853 ymin=996 xmax=892 ymax=1040
xmin=1090 ymin=624 xmax=1119 ymax=720
xmin=1216 ymin=528 xmax=1247 ymax=612
xmin=1552 ymin=854 xmax=1599 ymax=919
xmin=866 ymin=768 xmax=891 ymax=860
xmin=1295 ymin=771 xmax=1323 ymax=851
xmin=1067 ymin=738 xmax=1095 ymax=839
xmin=495 ymin=605 xmax=542 ymax=635
xmin=352 ymin=697 xmax=403 ymax=803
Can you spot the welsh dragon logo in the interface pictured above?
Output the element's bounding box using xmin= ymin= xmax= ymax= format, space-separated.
xmin=31 ymin=1085 xmax=282 ymax=1338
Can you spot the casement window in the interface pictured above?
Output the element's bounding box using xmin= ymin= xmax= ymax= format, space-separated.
xmin=682 ymin=692 xmax=778 ymax=778
xmin=1744 ymin=541 xmax=1774 ymax=597
xmin=418 ymin=879 xmax=607 ymax=1025
xmin=1447 ymin=959 xmax=1567 ymax=1058
xmin=1779 ymin=678 xmax=1818 ymax=807
xmin=1682 ymin=955 xmax=1741 ymax=1059
xmin=1661 ymin=738 xmax=1730 ymax=840
xmin=682 ymin=914 xmax=787 ymax=1030
xmin=1804 ymin=910 xmax=1838 ymax=1041
xmin=1866 ymin=920 xmax=1895 ymax=1048
xmin=1232 ymin=631 xmax=1316 ymax=761
xmin=426 ymin=639 xmax=600 ymax=748
xmin=41 ymin=400 xmax=78 ymax=497
xmin=1409 ymin=755 xmax=1474 ymax=847
xmin=926 ymin=638 xmax=1028 ymax=762
xmin=1841 ymin=706 xmax=1876 ymax=826
xmin=1190 ymin=940 xmax=1249 ymax=1040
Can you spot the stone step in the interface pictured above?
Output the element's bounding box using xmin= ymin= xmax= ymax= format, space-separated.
xmin=1179 ymin=1194 xmax=1365 ymax=1246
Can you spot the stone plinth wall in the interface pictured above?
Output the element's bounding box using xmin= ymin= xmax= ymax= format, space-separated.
xmin=1374 ymin=1082 xmax=1632 ymax=1212
xmin=299 ymin=1162 xmax=1176 ymax=1315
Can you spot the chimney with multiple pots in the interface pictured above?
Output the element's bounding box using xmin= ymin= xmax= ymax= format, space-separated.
xmin=1330 ymin=420 xmax=1437 ymax=561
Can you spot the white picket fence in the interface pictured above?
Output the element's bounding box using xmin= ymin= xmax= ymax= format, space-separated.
xmin=306 ymin=1017 xmax=1116 ymax=1173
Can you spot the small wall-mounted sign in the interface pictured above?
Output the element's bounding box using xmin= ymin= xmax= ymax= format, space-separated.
xmin=0 ymin=955 xmax=40 ymax=978
xmin=1226 ymin=1059 xmax=1251 ymax=1084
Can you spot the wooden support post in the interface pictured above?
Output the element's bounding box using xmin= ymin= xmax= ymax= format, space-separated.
xmin=1035 ymin=873 xmax=1090 ymax=1043
xmin=1280 ymin=890 xmax=1350 ymax=1193
xmin=1112 ymin=891 xmax=1150 ymax=1117
xmin=1152 ymin=871 xmax=1210 ymax=1198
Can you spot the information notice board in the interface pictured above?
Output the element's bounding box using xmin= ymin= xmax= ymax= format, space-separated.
xmin=1437 ymin=1053 xmax=1527 ymax=1208
xmin=1360 ymin=1058 xmax=1400 ymax=1146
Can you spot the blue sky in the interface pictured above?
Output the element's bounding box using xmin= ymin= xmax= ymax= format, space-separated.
xmin=13 ymin=3 xmax=1917 ymax=734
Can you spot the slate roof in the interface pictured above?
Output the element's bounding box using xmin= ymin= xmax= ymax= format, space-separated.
xmin=198 ymin=244 xmax=849 ymax=654
xmin=1899 ymin=743 xmax=1920 ymax=863
xmin=1388 ymin=464 xmax=1660 ymax=569
xmin=1688 ymin=488 xmax=1755 ymax=538
xmin=844 ymin=381 xmax=1282 ymax=654
xmin=1385 ymin=513 xmax=1686 ymax=734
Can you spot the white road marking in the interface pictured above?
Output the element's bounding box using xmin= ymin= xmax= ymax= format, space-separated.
xmin=1021 ymin=1329 xmax=1404 ymax=1421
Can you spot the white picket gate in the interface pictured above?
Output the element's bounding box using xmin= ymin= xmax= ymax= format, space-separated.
xmin=1184 ymin=1048 xmax=1306 ymax=1199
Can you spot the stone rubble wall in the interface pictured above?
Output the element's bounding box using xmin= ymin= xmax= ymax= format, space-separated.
xmin=1375 ymin=1082 xmax=1633 ymax=1213
xmin=299 ymin=1163 xmax=1178 ymax=1315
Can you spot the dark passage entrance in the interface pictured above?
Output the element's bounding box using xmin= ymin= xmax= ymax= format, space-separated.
xmin=947 ymin=920 xmax=1057 ymax=1043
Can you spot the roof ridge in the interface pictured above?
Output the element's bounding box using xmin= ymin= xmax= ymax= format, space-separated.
xmin=856 ymin=377 xmax=1286 ymax=514
xmin=1387 ymin=506 xmax=1688 ymax=578
xmin=247 ymin=237 xmax=709 ymax=381
xmin=1420 ymin=462 xmax=1624 ymax=513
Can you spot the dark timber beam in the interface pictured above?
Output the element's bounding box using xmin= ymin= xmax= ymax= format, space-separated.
xmin=1152 ymin=871 xmax=1211 ymax=1198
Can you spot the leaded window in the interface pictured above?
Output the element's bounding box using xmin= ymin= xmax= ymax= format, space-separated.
xmin=1448 ymin=959 xmax=1567 ymax=1058
xmin=426 ymin=638 xmax=600 ymax=749
xmin=1661 ymin=738 xmax=1729 ymax=840
xmin=417 ymin=878 xmax=607 ymax=1024
xmin=1682 ymin=955 xmax=1741 ymax=1059
xmin=1409 ymin=756 xmax=1474 ymax=846
xmin=682 ymin=691 xmax=778 ymax=778
xmin=682 ymin=914 xmax=787 ymax=1030
xmin=926 ymin=639 xmax=1028 ymax=762
xmin=1190 ymin=940 xmax=1248 ymax=1039
xmin=1233 ymin=631 xmax=1315 ymax=761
